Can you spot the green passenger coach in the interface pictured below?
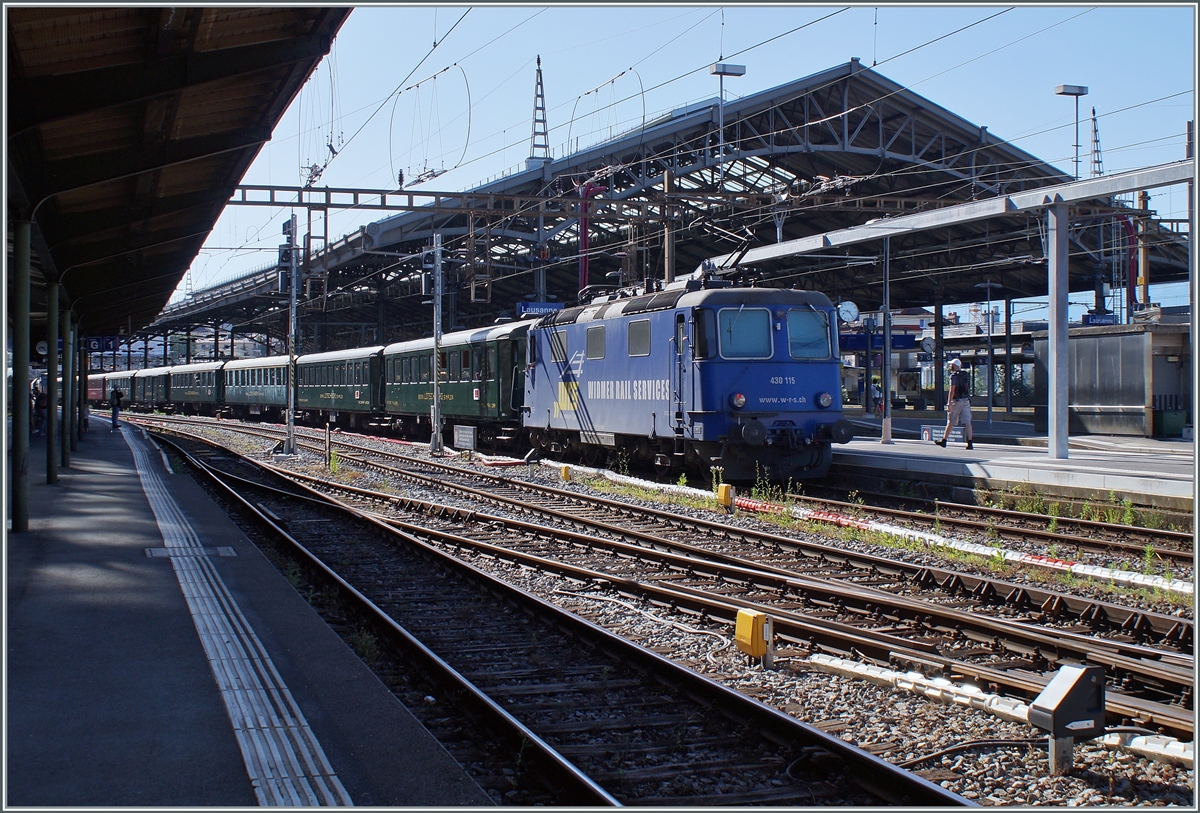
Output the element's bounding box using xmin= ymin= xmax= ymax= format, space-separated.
xmin=382 ymin=320 xmax=532 ymax=445
xmin=295 ymin=346 xmax=385 ymax=429
xmin=223 ymin=354 xmax=290 ymax=421
xmin=169 ymin=361 xmax=225 ymax=415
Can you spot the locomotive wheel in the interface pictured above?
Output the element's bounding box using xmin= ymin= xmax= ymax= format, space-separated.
xmin=581 ymin=445 xmax=604 ymax=467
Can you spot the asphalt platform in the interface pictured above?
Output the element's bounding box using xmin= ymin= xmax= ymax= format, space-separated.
xmin=6 ymin=417 xmax=491 ymax=806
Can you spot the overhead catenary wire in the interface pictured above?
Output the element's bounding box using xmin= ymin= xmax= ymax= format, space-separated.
xmin=201 ymin=7 xmax=1185 ymax=309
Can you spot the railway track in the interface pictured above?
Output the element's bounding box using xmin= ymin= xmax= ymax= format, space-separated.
xmin=131 ymin=414 xmax=1192 ymax=569
xmin=139 ymin=419 xmax=1193 ymax=739
xmin=155 ymin=430 xmax=967 ymax=807
xmin=783 ymin=488 xmax=1193 ymax=566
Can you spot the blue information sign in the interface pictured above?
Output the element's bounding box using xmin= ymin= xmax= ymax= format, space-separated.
xmin=516 ymin=301 xmax=564 ymax=317
xmin=85 ymin=336 xmax=119 ymax=353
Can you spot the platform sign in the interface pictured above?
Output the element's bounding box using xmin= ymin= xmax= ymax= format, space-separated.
xmin=516 ymin=301 xmax=564 ymax=317
xmin=453 ymin=425 xmax=477 ymax=451
xmin=921 ymin=425 xmax=964 ymax=442
xmin=85 ymin=336 xmax=119 ymax=353
xmin=1082 ymin=313 xmax=1118 ymax=326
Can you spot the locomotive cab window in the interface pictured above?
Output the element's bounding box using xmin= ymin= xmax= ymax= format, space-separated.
xmin=787 ymin=309 xmax=832 ymax=358
xmin=586 ymin=326 xmax=606 ymax=360
xmin=718 ymin=307 xmax=773 ymax=359
xmin=628 ymin=320 xmax=650 ymax=357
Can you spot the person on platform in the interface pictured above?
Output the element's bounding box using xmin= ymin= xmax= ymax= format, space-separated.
xmin=936 ymin=358 xmax=973 ymax=450
xmin=110 ymin=385 xmax=123 ymax=431
xmin=32 ymin=384 xmax=47 ymax=436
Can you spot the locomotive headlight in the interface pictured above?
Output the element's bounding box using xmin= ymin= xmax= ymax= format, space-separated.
xmin=730 ymin=392 xmax=747 ymax=409
xmin=816 ymin=391 xmax=833 ymax=409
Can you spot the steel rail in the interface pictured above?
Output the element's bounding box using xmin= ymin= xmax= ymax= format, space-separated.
xmin=157 ymin=433 xmax=620 ymax=806
xmin=130 ymin=417 xmax=1192 ymax=651
xmin=159 ymin=430 xmax=970 ymax=807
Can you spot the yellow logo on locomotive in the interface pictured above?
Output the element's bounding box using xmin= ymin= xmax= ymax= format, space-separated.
xmin=553 ymin=381 xmax=579 ymax=416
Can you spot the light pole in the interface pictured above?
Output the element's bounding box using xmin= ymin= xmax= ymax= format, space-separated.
xmin=975 ymin=280 xmax=1001 ymax=428
xmin=710 ymin=63 xmax=745 ymax=185
xmin=430 ymin=233 xmax=444 ymax=455
xmin=1055 ymin=84 xmax=1089 ymax=180
xmin=284 ymin=214 xmax=298 ymax=456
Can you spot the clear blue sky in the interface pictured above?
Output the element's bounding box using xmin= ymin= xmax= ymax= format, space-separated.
xmin=181 ymin=4 xmax=1196 ymax=316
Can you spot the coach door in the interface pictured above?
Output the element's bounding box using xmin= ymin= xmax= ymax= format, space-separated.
xmin=672 ymin=313 xmax=688 ymax=448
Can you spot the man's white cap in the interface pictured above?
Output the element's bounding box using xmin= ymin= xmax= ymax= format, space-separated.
xmin=948 ymin=358 xmax=961 ymax=368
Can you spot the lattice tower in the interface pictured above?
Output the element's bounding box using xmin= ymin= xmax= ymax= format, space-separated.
xmin=529 ymin=56 xmax=550 ymax=162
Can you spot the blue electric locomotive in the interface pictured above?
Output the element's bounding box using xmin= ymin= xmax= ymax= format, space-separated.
xmin=523 ymin=277 xmax=854 ymax=480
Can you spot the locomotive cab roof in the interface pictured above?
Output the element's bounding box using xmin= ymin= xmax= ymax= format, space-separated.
xmin=534 ymin=283 xmax=833 ymax=328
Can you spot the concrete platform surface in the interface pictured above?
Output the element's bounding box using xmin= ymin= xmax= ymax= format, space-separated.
xmin=6 ymin=419 xmax=491 ymax=807
xmin=835 ymin=416 xmax=1194 ymax=509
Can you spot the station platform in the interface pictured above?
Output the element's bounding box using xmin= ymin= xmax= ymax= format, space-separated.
xmin=835 ymin=414 xmax=1194 ymax=512
xmin=6 ymin=418 xmax=490 ymax=807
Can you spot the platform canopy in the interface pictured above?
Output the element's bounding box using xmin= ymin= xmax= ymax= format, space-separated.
xmin=6 ymin=6 xmax=352 ymax=338
xmin=149 ymin=57 xmax=1191 ymax=352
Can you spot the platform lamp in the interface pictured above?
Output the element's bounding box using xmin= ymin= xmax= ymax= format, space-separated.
xmin=710 ymin=63 xmax=746 ymax=185
xmin=1054 ymin=84 xmax=1089 ymax=180
xmin=975 ymin=280 xmax=1002 ymax=428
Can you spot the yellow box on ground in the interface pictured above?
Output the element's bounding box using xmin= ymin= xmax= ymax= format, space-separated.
xmin=735 ymin=609 xmax=769 ymax=657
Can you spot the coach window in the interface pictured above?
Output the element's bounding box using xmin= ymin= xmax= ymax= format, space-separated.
xmin=628 ymin=320 xmax=651 ymax=357
xmin=419 ymin=355 xmax=429 ymax=382
xmin=486 ymin=346 xmax=496 ymax=380
xmin=549 ymin=331 xmax=567 ymax=363
xmin=461 ymin=350 xmax=472 ymax=381
xmin=718 ymin=307 xmax=772 ymax=359
xmin=449 ymin=351 xmax=461 ymax=381
xmin=586 ymin=326 xmax=605 ymax=360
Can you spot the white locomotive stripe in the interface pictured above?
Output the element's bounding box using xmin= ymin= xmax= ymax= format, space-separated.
xmin=122 ymin=427 xmax=353 ymax=806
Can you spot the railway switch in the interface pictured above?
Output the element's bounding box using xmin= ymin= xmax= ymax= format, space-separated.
xmin=735 ymin=609 xmax=775 ymax=668
xmin=1028 ymin=664 xmax=1106 ymax=774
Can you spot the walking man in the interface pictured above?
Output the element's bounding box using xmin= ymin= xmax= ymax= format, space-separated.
xmin=936 ymin=358 xmax=973 ymax=450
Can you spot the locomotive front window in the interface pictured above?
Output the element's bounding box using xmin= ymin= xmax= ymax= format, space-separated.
xmin=786 ymin=310 xmax=832 ymax=358
xmin=586 ymin=326 xmax=606 ymax=360
xmin=717 ymin=307 xmax=772 ymax=359
xmin=628 ymin=320 xmax=650 ymax=357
